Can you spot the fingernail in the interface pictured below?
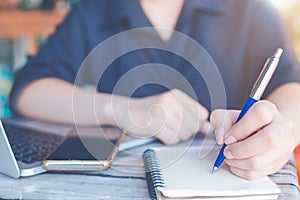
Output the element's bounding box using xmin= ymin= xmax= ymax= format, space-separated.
xmin=216 ymin=127 xmax=224 ymax=145
xmin=224 ymin=136 xmax=237 ymax=145
xmin=224 ymin=149 xmax=234 ymax=159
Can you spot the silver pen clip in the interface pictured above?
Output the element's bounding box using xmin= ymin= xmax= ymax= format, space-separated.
xmin=250 ymin=48 xmax=283 ymax=100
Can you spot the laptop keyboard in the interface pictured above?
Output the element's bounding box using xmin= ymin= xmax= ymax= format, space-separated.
xmin=3 ymin=123 xmax=63 ymax=164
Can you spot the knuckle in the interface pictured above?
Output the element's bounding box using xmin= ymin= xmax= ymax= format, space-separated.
xmin=244 ymin=171 xmax=257 ymax=180
xmin=252 ymin=103 xmax=274 ymax=124
xmin=233 ymin=149 xmax=243 ymax=159
xmin=266 ymin=100 xmax=277 ymax=112
xmin=276 ymin=115 xmax=293 ymax=139
xmin=265 ymin=130 xmax=280 ymax=148
xmin=209 ymin=110 xmax=217 ymax=122
xmin=229 ymin=167 xmax=256 ymax=180
xmin=190 ymin=121 xmax=200 ymax=133
xmin=181 ymin=133 xmax=192 ymax=141
xmin=229 ymin=167 xmax=260 ymax=180
xmin=210 ymin=109 xmax=225 ymax=126
xmin=179 ymin=126 xmax=192 ymax=139
xmin=171 ymin=88 xmax=183 ymax=97
xmin=163 ymin=141 xmax=173 ymax=145
xmin=200 ymin=107 xmax=209 ymax=120
xmin=161 ymin=137 xmax=177 ymax=145
xmin=211 ymin=109 xmax=225 ymax=118
xmin=157 ymin=131 xmax=177 ymax=145
xmin=249 ymin=158 xmax=261 ymax=171
xmin=260 ymin=100 xmax=276 ymax=108
xmin=284 ymin=118 xmax=293 ymax=133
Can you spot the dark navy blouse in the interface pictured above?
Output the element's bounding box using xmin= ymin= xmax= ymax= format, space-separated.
xmin=10 ymin=0 xmax=300 ymax=113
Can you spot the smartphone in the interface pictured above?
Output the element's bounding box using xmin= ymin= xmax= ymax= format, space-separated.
xmin=42 ymin=126 xmax=125 ymax=171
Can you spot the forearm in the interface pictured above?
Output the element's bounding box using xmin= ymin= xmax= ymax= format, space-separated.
xmin=15 ymin=78 xmax=127 ymax=126
xmin=267 ymin=82 xmax=300 ymax=148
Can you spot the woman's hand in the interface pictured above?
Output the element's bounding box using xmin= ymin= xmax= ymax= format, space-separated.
xmin=112 ymin=89 xmax=211 ymax=145
xmin=210 ymin=100 xmax=294 ymax=180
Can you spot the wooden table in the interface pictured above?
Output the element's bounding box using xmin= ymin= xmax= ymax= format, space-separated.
xmin=0 ymin=148 xmax=150 ymax=199
xmin=0 ymin=141 xmax=298 ymax=199
xmin=0 ymin=10 xmax=67 ymax=55
xmin=0 ymin=118 xmax=298 ymax=199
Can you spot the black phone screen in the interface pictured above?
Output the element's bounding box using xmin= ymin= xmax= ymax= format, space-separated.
xmin=47 ymin=137 xmax=118 ymax=161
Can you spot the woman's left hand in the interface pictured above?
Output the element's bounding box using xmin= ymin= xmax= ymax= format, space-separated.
xmin=210 ymin=100 xmax=294 ymax=180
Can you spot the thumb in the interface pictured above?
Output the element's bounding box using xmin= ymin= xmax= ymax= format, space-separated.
xmin=210 ymin=109 xmax=240 ymax=144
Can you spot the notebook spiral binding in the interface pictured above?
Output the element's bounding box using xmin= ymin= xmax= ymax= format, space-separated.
xmin=143 ymin=149 xmax=165 ymax=200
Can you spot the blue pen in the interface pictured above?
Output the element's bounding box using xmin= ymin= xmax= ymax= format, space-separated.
xmin=212 ymin=48 xmax=284 ymax=173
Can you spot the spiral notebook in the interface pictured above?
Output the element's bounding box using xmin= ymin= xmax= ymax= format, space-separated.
xmin=143 ymin=147 xmax=281 ymax=200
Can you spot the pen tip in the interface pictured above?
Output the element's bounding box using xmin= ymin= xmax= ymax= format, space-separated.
xmin=212 ymin=167 xmax=218 ymax=174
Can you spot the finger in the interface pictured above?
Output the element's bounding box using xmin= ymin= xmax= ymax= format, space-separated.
xmin=198 ymin=121 xmax=214 ymax=134
xmin=147 ymin=104 xmax=168 ymax=134
xmin=170 ymin=90 xmax=210 ymax=138
xmin=210 ymin=109 xmax=239 ymax=144
xmin=165 ymin=109 xmax=196 ymax=143
xmin=165 ymin=111 xmax=183 ymax=135
xmin=181 ymin=111 xmax=213 ymax=135
xmin=229 ymin=156 xmax=289 ymax=180
xmin=181 ymin=106 xmax=201 ymax=134
xmin=156 ymin=126 xmax=180 ymax=145
xmin=178 ymin=125 xmax=194 ymax=141
xmin=174 ymin=93 xmax=210 ymax=135
xmin=224 ymin=100 xmax=277 ymax=145
xmin=172 ymin=89 xmax=209 ymax=121
xmin=225 ymin=142 xmax=290 ymax=171
xmin=178 ymin=113 xmax=200 ymax=141
xmin=149 ymin=97 xmax=184 ymax=136
xmin=224 ymin=114 xmax=290 ymax=159
xmin=163 ymin=104 xmax=197 ymax=142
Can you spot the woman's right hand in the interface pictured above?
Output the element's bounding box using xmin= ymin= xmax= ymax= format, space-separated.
xmin=111 ymin=89 xmax=211 ymax=145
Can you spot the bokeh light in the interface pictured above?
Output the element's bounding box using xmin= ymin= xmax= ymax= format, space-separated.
xmin=270 ymin=0 xmax=297 ymax=9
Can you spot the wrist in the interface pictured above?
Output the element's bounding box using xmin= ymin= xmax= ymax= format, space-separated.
xmin=267 ymin=83 xmax=300 ymax=149
xmin=94 ymin=92 xmax=114 ymax=125
xmin=95 ymin=92 xmax=131 ymax=127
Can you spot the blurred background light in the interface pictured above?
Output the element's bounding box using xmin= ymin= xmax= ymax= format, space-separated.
xmin=270 ymin=0 xmax=297 ymax=9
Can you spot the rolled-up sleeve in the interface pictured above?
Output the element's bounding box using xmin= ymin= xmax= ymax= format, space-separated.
xmin=10 ymin=3 xmax=89 ymax=113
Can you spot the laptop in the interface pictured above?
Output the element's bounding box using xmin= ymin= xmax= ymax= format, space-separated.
xmin=0 ymin=118 xmax=126 ymax=178
xmin=0 ymin=119 xmax=68 ymax=178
